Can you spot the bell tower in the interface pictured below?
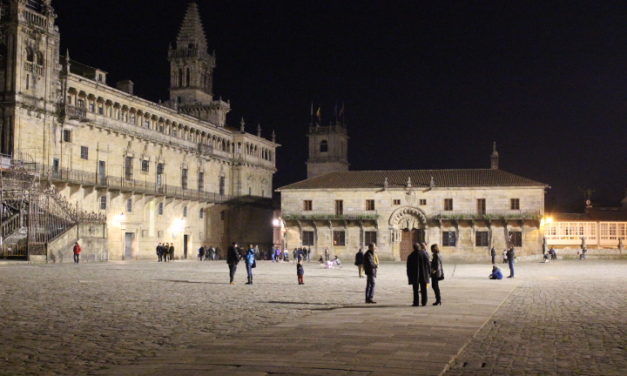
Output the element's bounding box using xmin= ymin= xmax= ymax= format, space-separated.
xmin=168 ymin=1 xmax=229 ymax=126
xmin=306 ymin=105 xmax=349 ymax=178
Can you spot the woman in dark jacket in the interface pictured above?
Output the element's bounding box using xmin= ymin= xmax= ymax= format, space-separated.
xmin=430 ymin=244 xmax=444 ymax=305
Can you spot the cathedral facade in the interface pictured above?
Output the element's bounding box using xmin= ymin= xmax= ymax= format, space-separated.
xmin=0 ymin=1 xmax=278 ymax=259
xmin=278 ymin=120 xmax=547 ymax=262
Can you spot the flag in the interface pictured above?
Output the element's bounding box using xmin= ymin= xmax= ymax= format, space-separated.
xmin=316 ymin=107 xmax=322 ymax=122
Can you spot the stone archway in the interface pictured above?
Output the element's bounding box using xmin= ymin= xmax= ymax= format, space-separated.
xmin=389 ymin=207 xmax=427 ymax=260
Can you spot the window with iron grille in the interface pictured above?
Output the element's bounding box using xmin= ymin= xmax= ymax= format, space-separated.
xmin=366 ymin=199 xmax=375 ymax=211
xmin=511 ymin=198 xmax=520 ymax=210
xmin=124 ymin=157 xmax=133 ymax=180
xmin=333 ymin=231 xmax=346 ymax=246
xmin=63 ymin=129 xmax=72 ymax=142
xmin=442 ymin=231 xmax=456 ymax=246
xmin=419 ymin=199 xmax=427 ymax=206
xmin=393 ymin=199 xmax=401 ymax=205
xmin=158 ymin=202 xmax=163 ymax=215
xmin=335 ymin=200 xmax=343 ymax=215
xmin=365 ymin=231 xmax=377 ymax=245
xmin=80 ymin=146 xmax=88 ymax=160
xmin=99 ymin=196 xmax=107 ymax=210
xmin=444 ymin=199 xmax=453 ymax=211
xmin=219 ymin=176 xmax=225 ymax=196
xmin=198 ymin=172 xmax=204 ymax=192
xmin=141 ymin=160 xmax=149 ymax=173
xmin=476 ymin=231 xmax=489 ymax=246
xmin=477 ymin=199 xmax=486 ymax=215
xmin=126 ymin=198 xmax=132 ymax=212
xmin=303 ymin=200 xmax=312 ymax=211
xmin=181 ymin=168 xmax=188 ymax=190
xmin=302 ymin=231 xmax=314 ymax=246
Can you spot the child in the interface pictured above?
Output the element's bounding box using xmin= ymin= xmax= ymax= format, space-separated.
xmin=297 ymin=256 xmax=304 ymax=284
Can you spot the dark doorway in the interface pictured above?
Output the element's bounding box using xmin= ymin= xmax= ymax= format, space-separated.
xmin=124 ymin=232 xmax=134 ymax=260
xmin=400 ymin=229 xmax=425 ymax=261
xmin=183 ymin=234 xmax=189 ymax=259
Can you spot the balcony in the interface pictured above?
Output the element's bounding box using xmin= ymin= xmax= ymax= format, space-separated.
xmin=66 ymin=105 xmax=88 ymax=121
xmin=432 ymin=212 xmax=542 ymax=222
xmin=282 ymin=214 xmax=379 ymax=222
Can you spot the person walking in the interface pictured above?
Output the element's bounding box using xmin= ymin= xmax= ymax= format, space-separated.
xmin=490 ymin=247 xmax=496 ymax=264
xmin=296 ymin=256 xmax=305 ymax=285
xmin=363 ymin=243 xmax=378 ymax=303
xmin=245 ymin=244 xmax=256 ymax=285
xmin=227 ymin=242 xmax=240 ymax=284
xmin=72 ymin=242 xmax=81 ymax=264
xmin=430 ymin=244 xmax=444 ymax=306
xmin=407 ymin=243 xmax=431 ymax=306
xmin=354 ymin=248 xmax=365 ymax=278
xmin=506 ymin=247 xmax=516 ymax=278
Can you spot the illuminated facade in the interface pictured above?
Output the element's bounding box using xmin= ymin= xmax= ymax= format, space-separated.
xmin=0 ymin=1 xmax=278 ymax=259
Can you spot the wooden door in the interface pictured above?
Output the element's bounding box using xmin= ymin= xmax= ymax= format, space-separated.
xmin=400 ymin=229 xmax=426 ymax=261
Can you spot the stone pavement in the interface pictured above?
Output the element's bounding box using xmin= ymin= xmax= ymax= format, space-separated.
xmin=0 ymin=260 xmax=625 ymax=376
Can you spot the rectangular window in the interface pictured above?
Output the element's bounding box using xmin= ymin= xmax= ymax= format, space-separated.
xmin=158 ymin=202 xmax=163 ymax=215
xmin=181 ymin=168 xmax=188 ymax=189
xmin=183 ymin=206 xmax=188 ymax=217
xmin=442 ymin=231 xmax=457 ymax=246
xmin=141 ymin=160 xmax=149 ymax=173
xmin=511 ymin=198 xmax=520 ymax=210
xmin=419 ymin=199 xmax=427 ymax=206
xmin=198 ymin=172 xmax=204 ymax=192
xmin=99 ymin=196 xmax=107 ymax=210
xmin=124 ymin=157 xmax=133 ymax=181
xmin=89 ymin=102 xmax=95 ymax=112
xmin=219 ymin=176 xmax=225 ymax=196
xmin=52 ymin=158 xmax=59 ymax=174
xmin=444 ymin=198 xmax=453 ymax=211
xmin=365 ymin=231 xmax=377 ymax=245
xmin=126 ymin=198 xmax=132 ymax=212
xmin=335 ymin=200 xmax=343 ymax=215
xmin=302 ymin=231 xmax=314 ymax=246
xmin=62 ymin=129 xmax=72 ymax=143
xmin=393 ymin=199 xmax=401 ymax=206
xmin=477 ymin=198 xmax=486 ymax=215
xmin=199 ymin=208 xmax=204 ymax=219
xmin=333 ymin=231 xmax=346 ymax=246
xmin=98 ymin=104 xmax=104 ymax=115
xmin=476 ymin=231 xmax=489 ymax=246
xmin=80 ymin=146 xmax=88 ymax=160
xmin=509 ymin=231 xmax=522 ymax=247
xmin=303 ymin=200 xmax=312 ymax=211
xmin=366 ymin=199 xmax=375 ymax=211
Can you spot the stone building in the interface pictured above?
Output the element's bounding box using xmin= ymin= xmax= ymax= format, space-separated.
xmin=0 ymin=1 xmax=278 ymax=259
xmin=279 ymin=129 xmax=547 ymax=261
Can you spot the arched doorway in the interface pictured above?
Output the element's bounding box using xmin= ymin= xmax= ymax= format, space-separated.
xmin=389 ymin=207 xmax=427 ymax=261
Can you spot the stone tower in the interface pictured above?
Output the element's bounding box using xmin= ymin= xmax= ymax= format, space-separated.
xmin=490 ymin=141 xmax=499 ymax=169
xmin=306 ymin=106 xmax=349 ymax=178
xmin=0 ymin=0 xmax=61 ymax=158
xmin=168 ymin=1 xmax=230 ymax=126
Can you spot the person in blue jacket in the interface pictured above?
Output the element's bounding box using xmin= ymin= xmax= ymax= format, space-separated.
xmin=489 ymin=265 xmax=503 ymax=280
xmin=245 ymin=244 xmax=256 ymax=285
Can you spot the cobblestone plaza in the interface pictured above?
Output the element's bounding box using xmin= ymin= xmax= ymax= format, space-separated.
xmin=0 ymin=259 xmax=625 ymax=375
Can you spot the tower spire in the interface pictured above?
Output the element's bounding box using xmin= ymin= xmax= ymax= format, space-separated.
xmin=176 ymin=1 xmax=208 ymax=53
xmin=490 ymin=141 xmax=499 ymax=169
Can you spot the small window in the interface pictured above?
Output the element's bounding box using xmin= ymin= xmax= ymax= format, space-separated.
xmin=442 ymin=231 xmax=456 ymax=246
xmin=419 ymin=199 xmax=427 ymax=206
xmin=183 ymin=206 xmax=188 ymax=217
xmin=98 ymin=104 xmax=104 ymax=115
xmin=52 ymin=158 xmax=59 ymax=173
xmin=36 ymin=51 xmax=44 ymax=66
xmin=198 ymin=172 xmax=204 ymax=192
xmin=89 ymin=102 xmax=95 ymax=112
xmin=511 ymin=198 xmax=520 ymax=210
xmin=80 ymin=146 xmax=88 ymax=160
xmin=181 ymin=168 xmax=188 ymax=190
xmin=126 ymin=198 xmax=133 ymax=212
xmin=335 ymin=200 xmax=343 ymax=215
xmin=477 ymin=199 xmax=486 ymax=215
xmin=158 ymin=202 xmax=163 ymax=215
xmin=62 ymin=129 xmax=72 ymax=143
xmin=25 ymin=47 xmax=34 ymax=62
xmin=302 ymin=231 xmax=314 ymax=246
xmin=365 ymin=231 xmax=377 ymax=245
xmin=219 ymin=176 xmax=225 ymax=196
xmin=320 ymin=140 xmax=328 ymax=152
xmin=393 ymin=199 xmax=401 ymax=206
xmin=444 ymin=198 xmax=453 ymax=211
xmin=303 ymin=200 xmax=313 ymax=211
xmin=366 ymin=199 xmax=375 ymax=211
xmin=476 ymin=231 xmax=489 ymax=247
xmin=99 ymin=196 xmax=107 ymax=210
xmin=333 ymin=231 xmax=346 ymax=246
xmin=156 ymin=163 xmax=164 ymax=175
xmin=141 ymin=160 xmax=149 ymax=173
xmin=124 ymin=157 xmax=133 ymax=181
xmin=509 ymin=231 xmax=522 ymax=247
xmin=199 ymin=208 xmax=204 ymax=219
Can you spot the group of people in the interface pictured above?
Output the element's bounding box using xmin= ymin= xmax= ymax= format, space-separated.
xmin=197 ymin=245 xmax=219 ymax=261
xmin=156 ymin=243 xmax=174 ymax=262
xmin=489 ymin=246 xmax=516 ymax=279
xmin=227 ymin=242 xmax=258 ymax=285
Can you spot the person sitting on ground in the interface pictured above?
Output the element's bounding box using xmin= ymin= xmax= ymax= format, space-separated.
xmin=489 ymin=265 xmax=503 ymax=280
xmin=332 ymin=255 xmax=341 ymax=267
xmin=549 ymin=247 xmax=557 ymax=260
xmin=318 ymin=255 xmax=324 ymax=264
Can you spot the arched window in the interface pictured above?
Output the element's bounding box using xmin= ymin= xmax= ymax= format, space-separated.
xmin=25 ymin=47 xmax=34 ymax=62
xmin=320 ymin=140 xmax=328 ymax=152
xmin=186 ymin=67 xmax=191 ymax=87
xmin=36 ymin=51 xmax=44 ymax=66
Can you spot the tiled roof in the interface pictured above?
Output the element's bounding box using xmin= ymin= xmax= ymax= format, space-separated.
xmin=277 ymin=169 xmax=547 ymax=190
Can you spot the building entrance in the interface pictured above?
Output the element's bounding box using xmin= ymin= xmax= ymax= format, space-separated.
xmin=124 ymin=232 xmax=134 ymax=260
xmin=400 ymin=229 xmax=425 ymax=261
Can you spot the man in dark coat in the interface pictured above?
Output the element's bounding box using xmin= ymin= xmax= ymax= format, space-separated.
xmin=363 ymin=243 xmax=378 ymax=303
xmin=156 ymin=243 xmax=163 ymax=262
xmin=227 ymin=242 xmax=241 ymax=284
xmin=407 ymin=242 xmax=431 ymax=306
xmin=354 ymin=248 xmax=365 ymax=278
xmin=490 ymin=247 xmax=496 ymax=265
xmin=506 ymin=247 xmax=515 ymax=278
xmin=168 ymin=243 xmax=175 ymax=261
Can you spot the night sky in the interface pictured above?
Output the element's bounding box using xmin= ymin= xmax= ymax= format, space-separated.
xmin=53 ymin=0 xmax=626 ymax=212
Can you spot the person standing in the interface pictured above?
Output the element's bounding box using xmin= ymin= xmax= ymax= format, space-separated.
xmin=490 ymin=247 xmax=496 ymax=265
xmin=156 ymin=243 xmax=163 ymax=262
xmin=324 ymin=248 xmax=330 ymax=262
xmin=407 ymin=243 xmax=431 ymax=306
xmin=354 ymin=248 xmax=365 ymax=278
xmin=198 ymin=245 xmax=205 ymax=261
xmin=245 ymin=244 xmax=256 ymax=285
xmin=430 ymin=244 xmax=444 ymax=306
xmin=168 ymin=243 xmax=175 ymax=261
xmin=363 ymin=243 xmax=378 ymax=304
xmin=506 ymin=247 xmax=515 ymax=278
xmin=72 ymin=242 xmax=81 ymax=264
xmin=227 ymin=242 xmax=240 ymax=284
xmin=296 ymin=256 xmax=305 ymax=285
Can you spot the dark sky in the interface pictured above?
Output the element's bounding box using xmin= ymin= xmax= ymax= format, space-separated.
xmin=53 ymin=0 xmax=626 ymax=212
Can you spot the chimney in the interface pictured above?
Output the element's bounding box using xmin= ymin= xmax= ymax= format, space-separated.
xmin=116 ymin=80 xmax=134 ymax=95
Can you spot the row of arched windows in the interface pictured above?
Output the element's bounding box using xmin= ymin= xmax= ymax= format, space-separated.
xmin=25 ymin=47 xmax=44 ymax=66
